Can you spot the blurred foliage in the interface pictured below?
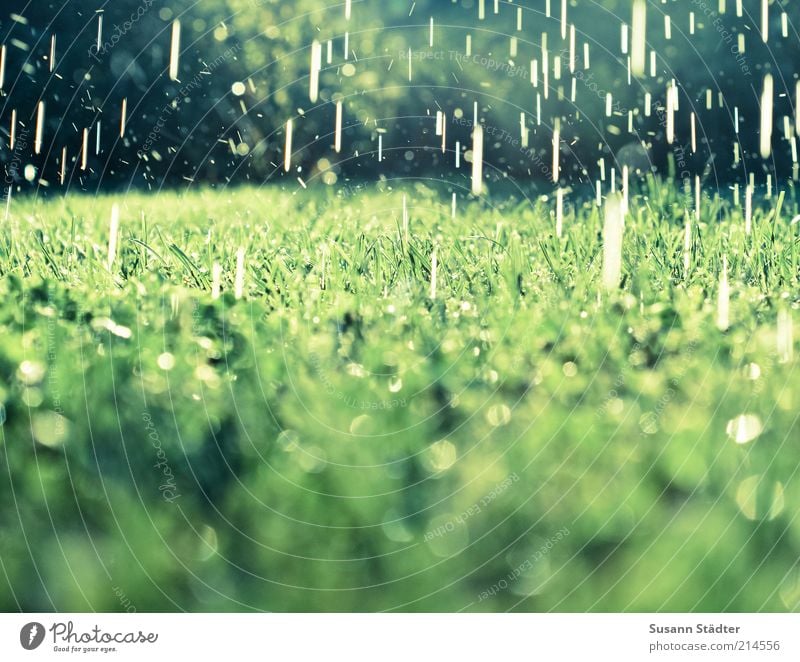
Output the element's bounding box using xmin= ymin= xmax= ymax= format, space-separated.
xmin=0 ymin=183 xmax=798 ymax=610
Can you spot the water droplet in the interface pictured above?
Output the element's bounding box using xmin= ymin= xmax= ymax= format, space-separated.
xmin=745 ymin=363 xmax=761 ymax=380
xmin=157 ymin=352 xmax=175 ymax=371
xmin=423 ymin=439 xmax=457 ymax=473
xmin=486 ymin=404 xmax=511 ymax=427
xmin=276 ymin=429 xmax=300 ymax=452
xmin=735 ymin=475 xmax=784 ymax=520
xmin=197 ymin=524 xmax=218 ymax=561
xmin=726 ymin=414 xmax=763 ymax=445
xmin=349 ymin=414 xmax=372 ymax=435
xmin=17 ymin=360 xmax=45 ymax=385
xmin=31 ymin=411 xmax=69 ymax=448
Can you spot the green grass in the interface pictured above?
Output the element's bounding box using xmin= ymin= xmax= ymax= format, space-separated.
xmin=0 ymin=179 xmax=798 ymax=612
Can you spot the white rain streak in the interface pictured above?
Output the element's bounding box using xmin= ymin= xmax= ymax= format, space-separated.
xmin=120 ymin=98 xmax=127 ymax=138
xmin=59 ymin=147 xmax=67 ymax=185
xmin=760 ymin=73 xmax=773 ymax=159
xmin=335 ymin=100 xmax=343 ymax=153
xmin=284 ymin=119 xmax=293 ymax=172
xmin=602 ymin=194 xmax=624 ymax=291
xmin=684 ymin=211 xmax=692 ymax=275
xmin=796 ymin=81 xmax=800 ymax=137
xmin=666 ymin=84 xmax=676 ymax=144
xmin=9 ymin=109 xmax=16 ymax=150
xmin=430 ymin=248 xmax=438 ymax=300
xmin=471 ymin=123 xmax=484 ymax=195
xmin=234 ymin=247 xmax=246 ymax=300
xmin=556 ymin=188 xmax=564 ymax=238
xmin=169 ymin=20 xmax=181 ymax=81
xmin=81 ymin=128 xmax=89 ymax=170
xmin=0 ymin=45 xmax=6 ymax=91
xmin=745 ymin=184 xmax=753 ymax=234
xmin=211 ymin=263 xmax=222 ymax=300
xmin=107 ymin=204 xmax=120 ymax=271
xmin=717 ymin=256 xmax=730 ymax=331
xmin=309 ymin=40 xmax=322 ymax=103
xmin=552 ymin=119 xmax=560 ymax=183
xmin=777 ymin=309 xmax=794 ymax=363
xmin=631 ymin=0 xmax=646 ymax=77
xmin=34 ymin=101 xmax=45 ymax=154
xmin=402 ymin=194 xmax=409 ymax=243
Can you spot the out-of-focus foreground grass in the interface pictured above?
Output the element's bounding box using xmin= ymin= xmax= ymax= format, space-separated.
xmin=0 ymin=182 xmax=798 ymax=611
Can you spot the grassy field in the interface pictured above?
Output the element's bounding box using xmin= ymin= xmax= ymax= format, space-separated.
xmin=0 ymin=180 xmax=798 ymax=612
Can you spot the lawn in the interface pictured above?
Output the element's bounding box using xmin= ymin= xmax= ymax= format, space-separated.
xmin=0 ymin=180 xmax=798 ymax=612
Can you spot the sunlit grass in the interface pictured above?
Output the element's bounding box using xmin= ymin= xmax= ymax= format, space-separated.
xmin=0 ymin=180 xmax=798 ymax=612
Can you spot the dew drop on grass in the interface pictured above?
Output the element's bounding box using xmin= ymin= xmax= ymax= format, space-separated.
xmin=349 ymin=414 xmax=373 ymax=435
xmin=745 ymin=363 xmax=761 ymax=380
xmin=735 ymin=475 xmax=784 ymax=521
xmin=486 ymin=404 xmax=511 ymax=427
xmin=726 ymin=414 xmax=763 ymax=445
xmin=157 ymin=352 xmax=176 ymax=371
xmin=197 ymin=524 xmax=218 ymax=561
xmin=276 ymin=429 xmax=300 ymax=452
xmin=382 ymin=513 xmax=414 ymax=543
xmin=298 ymin=447 xmax=327 ymax=473
xmin=31 ymin=411 xmax=70 ymax=448
xmin=780 ymin=568 xmax=800 ymax=610
xmin=17 ymin=360 xmax=45 ymax=385
xmin=423 ymin=439 xmax=457 ymax=473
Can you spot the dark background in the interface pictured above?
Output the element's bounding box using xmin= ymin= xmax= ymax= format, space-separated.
xmin=1 ymin=0 xmax=797 ymax=196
